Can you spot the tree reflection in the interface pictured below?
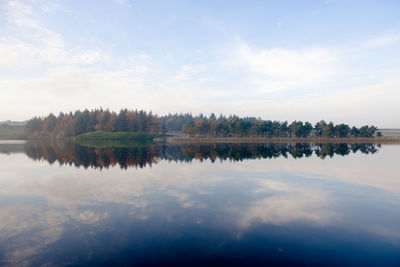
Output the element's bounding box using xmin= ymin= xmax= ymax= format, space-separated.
xmin=22 ymin=141 xmax=379 ymax=169
xmin=24 ymin=140 xmax=159 ymax=169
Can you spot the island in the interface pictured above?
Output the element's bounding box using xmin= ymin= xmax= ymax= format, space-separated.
xmin=3 ymin=108 xmax=393 ymax=144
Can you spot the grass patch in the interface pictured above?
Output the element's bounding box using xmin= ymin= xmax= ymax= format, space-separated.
xmin=76 ymin=131 xmax=155 ymax=148
xmin=380 ymin=129 xmax=400 ymax=137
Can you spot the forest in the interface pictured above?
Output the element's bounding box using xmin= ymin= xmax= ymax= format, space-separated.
xmin=25 ymin=108 xmax=161 ymax=138
xmin=162 ymin=113 xmax=380 ymax=138
xmin=25 ymin=109 xmax=380 ymax=139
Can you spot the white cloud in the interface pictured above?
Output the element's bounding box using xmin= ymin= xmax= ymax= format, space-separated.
xmin=0 ymin=42 xmax=23 ymax=67
xmin=138 ymin=53 xmax=150 ymax=60
xmin=114 ymin=0 xmax=132 ymax=8
xmin=71 ymin=49 xmax=110 ymax=64
xmin=366 ymin=32 xmax=400 ymax=48
xmin=72 ymin=210 xmax=109 ymax=224
xmin=0 ymin=0 xmax=109 ymax=68
xmin=240 ymin=189 xmax=335 ymax=227
xmin=169 ymin=64 xmax=207 ymax=82
xmin=229 ymin=42 xmax=339 ymax=93
xmin=215 ymin=37 xmax=400 ymax=127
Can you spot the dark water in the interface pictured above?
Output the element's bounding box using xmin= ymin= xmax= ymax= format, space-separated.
xmin=0 ymin=141 xmax=399 ymax=266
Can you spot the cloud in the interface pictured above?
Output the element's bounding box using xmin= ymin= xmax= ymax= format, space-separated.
xmin=71 ymin=49 xmax=110 ymax=64
xmin=0 ymin=62 xmax=219 ymax=120
xmin=114 ymin=0 xmax=132 ymax=8
xmin=168 ymin=190 xmax=204 ymax=208
xmin=0 ymin=205 xmax=66 ymax=266
xmin=169 ymin=64 xmax=207 ymax=82
xmin=215 ymin=37 xmax=400 ymax=126
xmin=6 ymin=0 xmax=34 ymax=25
xmin=366 ymin=32 xmax=400 ymax=48
xmin=239 ymin=179 xmax=336 ymax=228
xmin=71 ymin=210 xmax=109 ymax=224
xmin=228 ymin=42 xmax=339 ymax=93
xmin=0 ymin=0 xmax=109 ymax=68
xmin=0 ymin=42 xmax=24 ymax=67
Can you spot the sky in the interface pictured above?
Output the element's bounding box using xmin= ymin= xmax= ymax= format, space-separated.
xmin=0 ymin=0 xmax=399 ymax=127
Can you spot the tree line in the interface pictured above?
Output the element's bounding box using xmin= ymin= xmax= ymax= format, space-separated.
xmin=26 ymin=109 xmax=381 ymax=139
xmin=162 ymin=113 xmax=380 ymax=138
xmin=25 ymin=108 xmax=161 ymax=138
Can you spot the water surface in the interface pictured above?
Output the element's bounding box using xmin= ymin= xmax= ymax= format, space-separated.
xmin=0 ymin=141 xmax=399 ymax=266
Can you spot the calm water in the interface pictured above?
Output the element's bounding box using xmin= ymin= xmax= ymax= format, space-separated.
xmin=0 ymin=141 xmax=399 ymax=266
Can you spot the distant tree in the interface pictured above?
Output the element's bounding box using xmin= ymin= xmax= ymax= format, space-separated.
xmin=74 ymin=110 xmax=89 ymax=135
xmin=42 ymin=113 xmax=57 ymax=133
xmin=289 ymin=121 xmax=303 ymax=137
xmin=351 ymin=126 xmax=360 ymax=137
xmin=359 ymin=125 xmax=377 ymax=138
xmin=209 ymin=113 xmax=217 ymax=121
xmin=302 ymin=122 xmax=313 ymax=137
xmin=161 ymin=124 xmax=167 ymax=135
xmin=280 ymin=121 xmax=289 ymax=137
xmin=114 ymin=110 xmax=129 ymax=132
xmin=335 ymin=124 xmax=350 ymax=138
xmin=314 ymin=120 xmax=327 ymax=137
xmin=25 ymin=117 xmax=43 ymax=134
xmin=322 ymin=122 xmax=335 ymax=138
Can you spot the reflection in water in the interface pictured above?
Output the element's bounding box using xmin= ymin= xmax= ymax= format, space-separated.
xmin=0 ymin=141 xmax=399 ymax=266
xmin=25 ymin=140 xmax=160 ymax=169
xmin=0 ymin=142 xmax=25 ymax=154
xmin=21 ymin=141 xmax=379 ymax=169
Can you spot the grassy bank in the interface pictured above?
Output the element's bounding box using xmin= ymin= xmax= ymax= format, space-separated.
xmin=167 ymin=137 xmax=400 ymax=144
xmin=76 ymin=131 xmax=155 ymax=141
xmin=380 ymin=129 xmax=400 ymax=138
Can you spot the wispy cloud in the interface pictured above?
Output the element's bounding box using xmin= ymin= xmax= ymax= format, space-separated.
xmin=0 ymin=0 xmax=109 ymax=68
xmin=366 ymin=32 xmax=400 ymax=48
xmin=114 ymin=0 xmax=132 ymax=8
xmin=169 ymin=64 xmax=207 ymax=82
xmin=71 ymin=50 xmax=110 ymax=64
xmin=227 ymin=42 xmax=339 ymax=93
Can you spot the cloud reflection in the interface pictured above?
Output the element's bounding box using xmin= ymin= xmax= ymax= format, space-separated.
xmin=239 ymin=179 xmax=336 ymax=228
xmin=0 ymin=143 xmax=399 ymax=265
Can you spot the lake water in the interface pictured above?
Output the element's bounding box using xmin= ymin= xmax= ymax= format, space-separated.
xmin=0 ymin=141 xmax=399 ymax=266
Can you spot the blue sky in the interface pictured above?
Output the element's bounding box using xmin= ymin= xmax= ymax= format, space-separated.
xmin=0 ymin=0 xmax=399 ymax=127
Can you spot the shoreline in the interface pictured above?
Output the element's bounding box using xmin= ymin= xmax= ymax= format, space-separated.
xmin=2 ymin=136 xmax=400 ymax=145
xmin=166 ymin=137 xmax=400 ymax=144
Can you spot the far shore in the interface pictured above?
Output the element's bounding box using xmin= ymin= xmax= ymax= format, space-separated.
xmin=1 ymin=136 xmax=400 ymax=144
xmin=166 ymin=137 xmax=400 ymax=144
